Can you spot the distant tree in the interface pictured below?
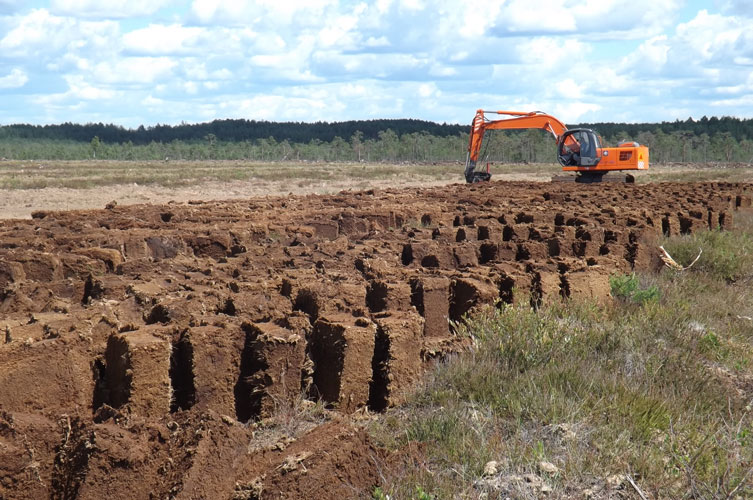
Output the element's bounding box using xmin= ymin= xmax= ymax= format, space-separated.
xmin=90 ymin=136 xmax=101 ymax=159
xmin=351 ymin=131 xmax=364 ymax=162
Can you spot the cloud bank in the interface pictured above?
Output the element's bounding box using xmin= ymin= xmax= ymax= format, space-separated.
xmin=0 ymin=0 xmax=751 ymax=127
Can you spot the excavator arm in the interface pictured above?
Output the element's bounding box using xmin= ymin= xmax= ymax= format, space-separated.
xmin=465 ymin=110 xmax=568 ymax=182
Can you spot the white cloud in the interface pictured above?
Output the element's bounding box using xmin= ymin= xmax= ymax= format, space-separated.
xmin=502 ymin=0 xmax=576 ymax=33
xmin=317 ymin=6 xmax=363 ymax=48
xmin=0 ymin=68 xmax=27 ymax=88
xmin=65 ymin=75 xmax=116 ymax=100
xmin=0 ymin=9 xmax=119 ymax=58
xmin=455 ymin=0 xmax=504 ymax=38
xmin=189 ymin=0 xmax=337 ymax=26
xmin=418 ymin=82 xmax=440 ymax=98
xmin=556 ymin=79 xmax=583 ymax=99
xmin=34 ymin=74 xmax=116 ymax=107
xmin=399 ymin=0 xmax=426 ymax=11
xmin=516 ymin=37 xmax=589 ymax=68
xmin=1 ymin=9 xmax=69 ymax=53
xmin=50 ymin=0 xmax=174 ymax=19
xmin=627 ymin=35 xmax=670 ymax=76
xmin=142 ymin=95 xmax=164 ymax=107
xmin=615 ymin=9 xmax=751 ymax=90
xmin=673 ymin=10 xmax=745 ymax=64
xmin=1 ymin=1 xmax=752 ymax=127
xmin=552 ymin=102 xmax=602 ymax=122
xmin=487 ymin=0 xmax=681 ymax=38
xmin=122 ymin=24 xmax=206 ymax=55
xmin=92 ymin=57 xmax=178 ymax=85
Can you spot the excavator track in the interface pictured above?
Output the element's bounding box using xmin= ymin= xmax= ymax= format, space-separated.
xmin=551 ymin=172 xmax=635 ymax=184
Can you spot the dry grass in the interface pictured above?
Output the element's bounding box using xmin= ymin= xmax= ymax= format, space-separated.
xmin=0 ymin=159 xmax=463 ymax=190
xmin=635 ymin=162 xmax=753 ymax=183
xmin=1 ymin=159 xmax=749 ymax=191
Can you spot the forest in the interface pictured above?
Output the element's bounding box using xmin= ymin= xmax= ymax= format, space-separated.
xmin=0 ymin=116 xmax=751 ymax=163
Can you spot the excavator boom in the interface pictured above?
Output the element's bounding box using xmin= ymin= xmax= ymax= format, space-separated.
xmin=465 ymin=109 xmax=649 ymax=183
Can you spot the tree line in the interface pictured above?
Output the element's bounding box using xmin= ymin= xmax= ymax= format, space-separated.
xmin=0 ymin=116 xmax=751 ymax=163
xmin=0 ymin=118 xmax=466 ymax=145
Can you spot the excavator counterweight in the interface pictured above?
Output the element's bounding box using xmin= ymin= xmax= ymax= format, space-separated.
xmin=465 ymin=109 xmax=649 ymax=183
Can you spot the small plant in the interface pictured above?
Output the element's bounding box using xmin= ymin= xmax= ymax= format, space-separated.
xmin=609 ymin=273 xmax=660 ymax=304
xmin=414 ymin=486 xmax=433 ymax=500
xmin=372 ymin=486 xmax=390 ymax=500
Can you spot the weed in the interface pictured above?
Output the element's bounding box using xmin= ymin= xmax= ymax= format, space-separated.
xmin=372 ymin=486 xmax=389 ymax=500
xmin=609 ymin=272 xmax=660 ymax=304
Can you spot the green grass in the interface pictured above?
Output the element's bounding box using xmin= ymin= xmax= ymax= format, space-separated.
xmin=369 ymin=213 xmax=753 ymax=499
xmin=610 ymin=272 xmax=661 ymax=304
xmin=661 ymin=222 xmax=753 ymax=282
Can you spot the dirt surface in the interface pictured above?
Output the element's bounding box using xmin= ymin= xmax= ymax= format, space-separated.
xmin=1 ymin=179 xmax=752 ymax=499
xmin=0 ymin=173 xmax=549 ymax=220
xmin=0 ymin=178 xmax=459 ymax=220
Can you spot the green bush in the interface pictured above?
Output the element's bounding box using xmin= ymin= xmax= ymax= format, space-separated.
xmin=609 ymin=273 xmax=660 ymax=304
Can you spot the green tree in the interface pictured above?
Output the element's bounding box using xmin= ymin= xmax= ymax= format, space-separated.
xmin=90 ymin=136 xmax=101 ymax=159
xmin=351 ymin=130 xmax=364 ymax=162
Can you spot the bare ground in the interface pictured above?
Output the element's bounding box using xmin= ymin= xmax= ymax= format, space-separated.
xmin=2 ymin=160 xmax=750 ymax=220
xmin=1 ymin=160 xmax=752 ymax=498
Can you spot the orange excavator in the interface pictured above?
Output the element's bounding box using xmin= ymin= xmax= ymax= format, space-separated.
xmin=464 ymin=110 xmax=649 ymax=183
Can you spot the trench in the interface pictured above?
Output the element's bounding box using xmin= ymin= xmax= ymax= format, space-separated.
xmin=450 ymin=280 xmax=477 ymax=324
xmin=234 ymin=325 xmax=269 ymax=422
xmin=498 ymin=275 xmax=515 ymax=305
xmin=170 ymin=333 xmax=196 ymax=413
xmin=367 ymin=326 xmax=390 ymax=412
xmin=366 ymin=281 xmax=388 ymax=313
xmin=308 ymin=321 xmax=346 ymax=407
xmin=528 ymin=265 xmax=543 ymax=310
xmin=105 ymin=335 xmax=132 ymax=409
xmin=293 ymin=289 xmax=320 ymax=322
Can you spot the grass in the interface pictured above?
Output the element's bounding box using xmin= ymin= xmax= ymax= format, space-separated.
xmin=635 ymin=162 xmax=753 ymax=184
xmin=661 ymin=227 xmax=753 ymax=282
xmin=0 ymin=159 xmax=462 ymax=190
xmin=369 ymin=212 xmax=753 ymax=499
xmin=0 ymin=159 xmax=750 ymax=191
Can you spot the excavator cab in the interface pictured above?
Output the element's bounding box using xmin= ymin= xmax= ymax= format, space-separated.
xmin=557 ymin=129 xmax=601 ymax=168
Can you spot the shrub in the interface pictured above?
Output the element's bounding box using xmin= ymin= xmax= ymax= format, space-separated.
xmin=661 ymin=227 xmax=753 ymax=282
xmin=609 ymin=273 xmax=660 ymax=304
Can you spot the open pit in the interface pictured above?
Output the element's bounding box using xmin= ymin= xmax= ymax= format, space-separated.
xmin=0 ymin=180 xmax=751 ymax=498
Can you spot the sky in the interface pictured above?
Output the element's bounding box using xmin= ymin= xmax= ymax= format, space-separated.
xmin=0 ymin=0 xmax=751 ymax=128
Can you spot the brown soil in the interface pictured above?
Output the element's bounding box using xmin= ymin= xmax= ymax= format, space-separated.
xmin=1 ymin=179 xmax=752 ymax=499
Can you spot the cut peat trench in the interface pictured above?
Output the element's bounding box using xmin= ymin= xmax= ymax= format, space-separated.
xmin=0 ymin=180 xmax=751 ymax=498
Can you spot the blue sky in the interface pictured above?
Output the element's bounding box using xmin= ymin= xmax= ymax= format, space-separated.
xmin=0 ymin=0 xmax=751 ymax=128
